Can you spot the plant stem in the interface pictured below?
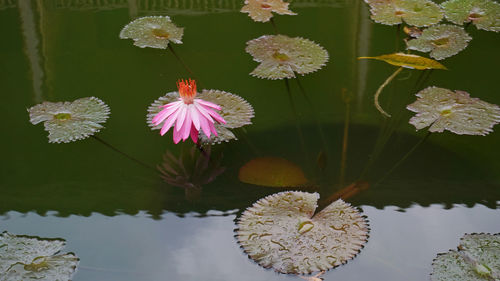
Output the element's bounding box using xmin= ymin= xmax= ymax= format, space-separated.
xmin=92 ymin=135 xmax=156 ymax=172
xmin=339 ymin=88 xmax=351 ymax=186
xmin=285 ymin=78 xmax=309 ymax=164
xmin=168 ymin=45 xmax=203 ymax=87
xmin=374 ymin=67 xmax=403 ymax=118
xmin=270 ymin=18 xmax=279 ymax=34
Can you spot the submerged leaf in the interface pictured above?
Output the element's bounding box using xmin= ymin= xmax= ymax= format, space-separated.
xmin=431 ymin=233 xmax=500 ymax=281
xmin=238 ymin=157 xmax=308 ymax=187
xmin=367 ymin=0 xmax=443 ymax=27
xmin=119 ymin=16 xmax=184 ymax=48
xmin=407 ymin=86 xmax=500 ymax=135
xmin=407 ymin=24 xmax=472 ymax=60
xmin=241 ymin=0 xmax=296 ymax=22
xmin=442 ymin=0 xmax=500 ymax=32
xmin=358 ymin=53 xmax=447 ymax=70
xmin=236 ymin=191 xmax=369 ymax=274
xmin=0 ymin=232 xmax=79 ymax=281
xmin=246 ymin=35 xmax=329 ymax=80
xmin=28 ymin=97 xmax=110 ymax=143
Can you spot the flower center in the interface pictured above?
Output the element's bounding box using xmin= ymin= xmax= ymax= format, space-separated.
xmin=177 ymin=78 xmax=197 ymax=104
xmin=152 ymin=28 xmax=170 ymax=39
xmin=272 ymin=51 xmax=290 ymax=62
xmin=54 ymin=113 xmax=72 ymax=120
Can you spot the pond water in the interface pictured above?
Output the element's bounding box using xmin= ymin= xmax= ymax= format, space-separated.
xmin=1 ymin=0 xmax=500 ymax=280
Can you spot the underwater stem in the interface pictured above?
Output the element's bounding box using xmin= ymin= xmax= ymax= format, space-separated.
xmin=374 ymin=67 xmax=403 ymax=118
xmin=168 ymin=45 xmax=203 ymax=87
xmin=339 ymin=88 xmax=351 ymax=186
xmin=270 ymin=18 xmax=279 ymax=34
xmin=284 ymin=78 xmax=309 ymax=164
xmin=91 ymin=135 xmax=156 ymax=172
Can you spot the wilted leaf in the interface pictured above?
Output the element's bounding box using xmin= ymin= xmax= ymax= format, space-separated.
xmin=238 ymin=157 xmax=308 ymax=187
xmin=358 ymin=52 xmax=447 ymax=70
xmin=236 ymin=191 xmax=369 ymax=274
xmin=442 ymin=0 xmax=500 ymax=32
xmin=431 ymin=233 xmax=500 ymax=281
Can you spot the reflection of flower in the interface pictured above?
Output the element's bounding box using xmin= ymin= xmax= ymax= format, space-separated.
xmin=407 ymin=24 xmax=472 ymax=60
xmin=152 ymin=79 xmax=226 ymax=144
xmin=442 ymin=0 xmax=500 ymax=32
xmin=365 ymin=0 xmax=443 ymax=27
xmin=236 ymin=191 xmax=369 ymax=274
xmin=148 ymin=86 xmax=253 ymax=144
xmin=119 ymin=16 xmax=184 ymax=48
xmin=245 ymin=35 xmax=329 ymax=80
xmin=157 ymin=146 xmax=225 ymax=200
xmin=28 ymin=97 xmax=110 ymax=143
xmin=407 ymin=86 xmax=500 ymax=135
xmin=241 ymin=0 xmax=296 ymax=22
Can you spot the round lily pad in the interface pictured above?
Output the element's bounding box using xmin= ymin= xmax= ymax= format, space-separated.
xmin=407 ymin=24 xmax=472 ymax=60
xmin=241 ymin=0 xmax=296 ymax=22
xmin=119 ymin=16 xmax=184 ymax=48
xmin=236 ymin=191 xmax=369 ymax=274
xmin=407 ymin=86 xmax=500 ymax=135
xmin=431 ymin=233 xmax=500 ymax=281
xmin=245 ymin=34 xmax=329 ymax=80
xmin=28 ymin=97 xmax=110 ymax=143
xmin=441 ymin=0 xmax=500 ymax=32
xmin=368 ymin=0 xmax=444 ymax=27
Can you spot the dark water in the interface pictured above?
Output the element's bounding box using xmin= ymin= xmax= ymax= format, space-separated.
xmin=1 ymin=0 xmax=500 ymax=280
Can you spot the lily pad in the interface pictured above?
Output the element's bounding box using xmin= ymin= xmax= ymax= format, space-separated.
xmin=431 ymin=233 xmax=500 ymax=281
xmin=407 ymin=86 xmax=500 ymax=135
xmin=119 ymin=16 xmax=184 ymax=48
xmin=241 ymin=0 xmax=296 ymax=22
xmin=236 ymin=191 xmax=369 ymax=274
xmin=245 ymin=34 xmax=329 ymax=80
xmin=367 ymin=0 xmax=444 ymax=27
xmin=147 ymin=89 xmax=254 ymax=144
xmin=407 ymin=24 xmax=472 ymax=60
xmin=238 ymin=157 xmax=308 ymax=187
xmin=28 ymin=97 xmax=110 ymax=143
xmin=441 ymin=0 xmax=500 ymax=32
xmin=0 ymin=232 xmax=79 ymax=281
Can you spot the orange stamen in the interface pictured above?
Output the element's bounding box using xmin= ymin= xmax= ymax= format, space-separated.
xmin=177 ymin=78 xmax=197 ymax=104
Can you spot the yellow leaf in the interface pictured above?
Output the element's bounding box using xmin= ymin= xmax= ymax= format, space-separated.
xmin=358 ymin=52 xmax=447 ymax=70
xmin=238 ymin=157 xmax=308 ymax=187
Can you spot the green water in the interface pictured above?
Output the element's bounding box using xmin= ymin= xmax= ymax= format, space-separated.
xmin=1 ymin=0 xmax=499 ymax=280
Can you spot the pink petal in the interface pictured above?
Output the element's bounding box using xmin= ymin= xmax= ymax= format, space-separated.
xmin=198 ymin=114 xmax=211 ymax=138
xmin=175 ymin=105 xmax=188 ymax=132
xmin=209 ymin=121 xmax=218 ymax=137
xmin=190 ymin=126 xmax=199 ymax=143
xmin=193 ymin=102 xmax=214 ymax=123
xmin=152 ymin=102 xmax=182 ymax=125
xmin=207 ymin=110 xmax=226 ymax=124
xmin=181 ymin=109 xmax=192 ymax=140
xmin=160 ymin=109 xmax=181 ymax=135
xmin=195 ymin=99 xmax=222 ymax=110
xmin=189 ymin=105 xmax=201 ymax=130
xmin=173 ymin=128 xmax=182 ymax=144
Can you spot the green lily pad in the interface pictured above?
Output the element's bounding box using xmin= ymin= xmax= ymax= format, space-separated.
xmin=431 ymin=233 xmax=500 ymax=281
xmin=367 ymin=0 xmax=444 ymax=27
xmin=407 ymin=86 xmax=500 ymax=135
xmin=241 ymin=0 xmax=296 ymax=22
xmin=28 ymin=97 xmax=110 ymax=143
xmin=245 ymin=34 xmax=329 ymax=80
xmin=442 ymin=0 xmax=500 ymax=32
xmin=119 ymin=16 xmax=184 ymax=48
xmin=0 ymin=232 xmax=79 ymax=281
xmin=236 ymin=191 xmax=369 ymax=274
xmin=407 ymin=24 xmax=472 ymax=60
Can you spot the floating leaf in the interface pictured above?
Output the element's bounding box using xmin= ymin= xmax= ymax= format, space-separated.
xmin=367 ymin=0 xmax=443 ymax=27
xmin=238 ymin=157 xmax=308 ymax=187
xmin=407 ymin=86 xmax=500 ymax=135
xmin=0 ymin=232 xmax=79 ymax=281
xmin=28 ymin=97 xmax=110 ymax=143
xmin=147 ymin=89 xmax=254 ymax=144
xmin=442 ymin=0 xmax=500 ymax=32
xmin=245 ymin=35 xmax=329 ymax=80
xmin=358 ymin=52 xmax=447 ymax=70
xmin=236 ymin=191 xmax=369 ymax=274
xmin=119 ymin=16 xmax=184 ymax=48
xmin=431 ymin=233 xmax=500 ymax=281
xmin=241 ymin=0 xmax=296 ymax=22
xmin=407 ymin=24 xmax=472 ymax=60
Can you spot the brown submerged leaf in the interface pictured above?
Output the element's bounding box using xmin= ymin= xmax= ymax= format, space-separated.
xmin=358 ymin=52 xmax=447 ymax=70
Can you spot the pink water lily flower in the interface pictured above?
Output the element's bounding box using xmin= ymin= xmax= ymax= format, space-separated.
xmin=152 ymin=79 xmax=226 ymax=144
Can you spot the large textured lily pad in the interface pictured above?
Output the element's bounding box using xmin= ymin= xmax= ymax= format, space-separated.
xmin=0 ymin=232 xmax=79 ymax=281
xmin=442 ymin=0 xmax=500 ymax=32
xmin=407 ymin=86 xmax=500 ymax=135
xmin=119 ymin=16 xmax=184 ymax=48
xmin=245 ymin=34 xmax=329 ymax=80
xmin=407 ymin=24 xmax=472 ymax=60
xmin=241 ymin=0 xmax=296 ymax=22
xmin=431 ymin=233 xmax=500 ymax=281
xmin=28 ymin=97 xmax=110 ymax=143
xmin=367 ymin=0 xmax=444 ymax=27
xmin=236 ymin=191 xmax=369 ymax=274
